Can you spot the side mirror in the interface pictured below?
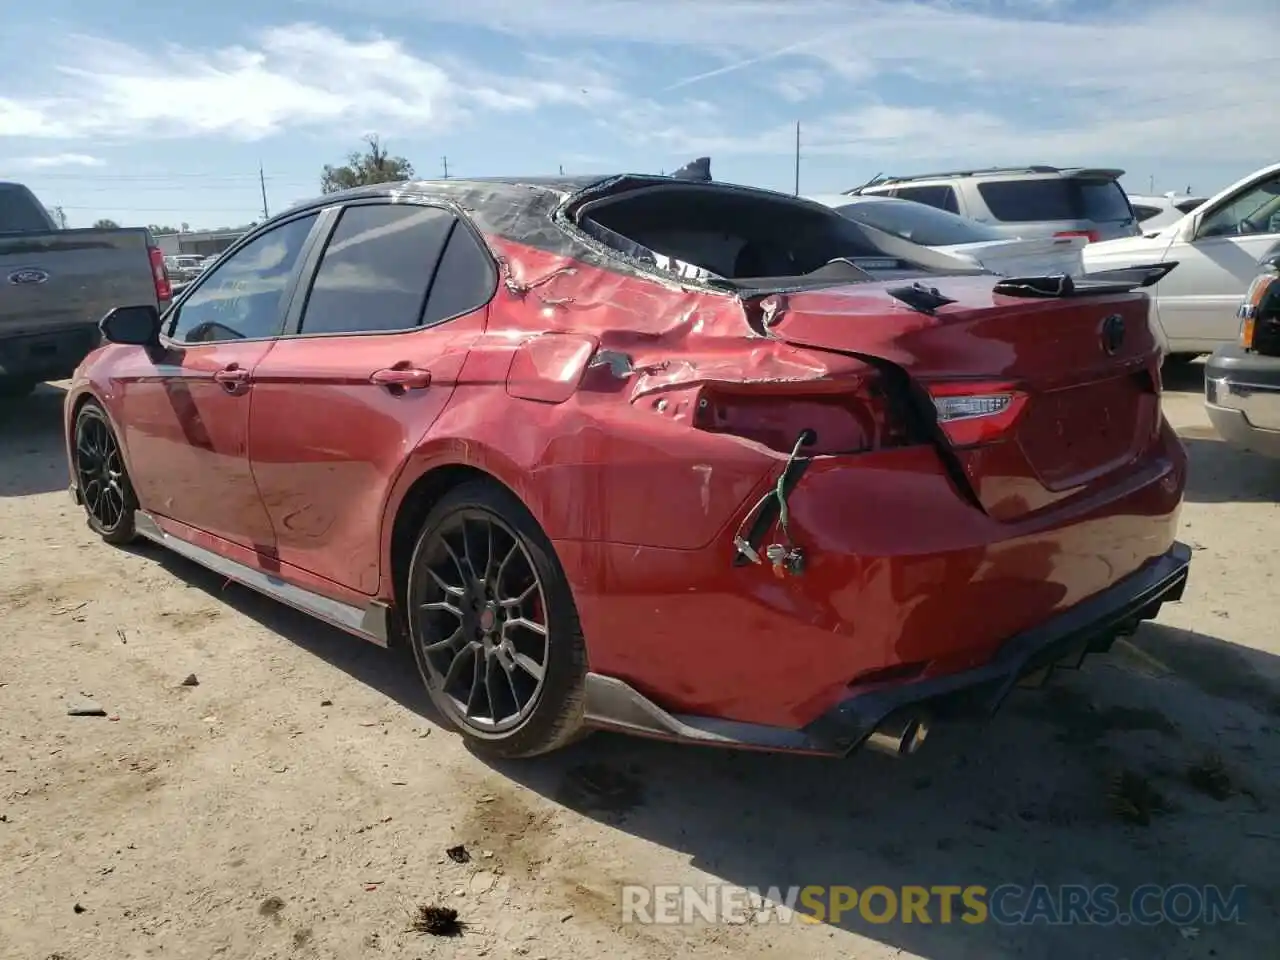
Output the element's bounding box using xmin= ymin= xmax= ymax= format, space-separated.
xmin=1259 ymin=252 xmax=1280 ymax=273
xmin=99 ymin=305 xmax=162 ymax=348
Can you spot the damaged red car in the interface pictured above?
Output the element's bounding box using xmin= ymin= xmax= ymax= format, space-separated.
xmin=64 ymin=172 xmax=1191 ymax=760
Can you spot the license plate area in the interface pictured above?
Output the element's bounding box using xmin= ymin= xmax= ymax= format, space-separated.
xmin=1016 ymin=374 xmax=1154 ymax=489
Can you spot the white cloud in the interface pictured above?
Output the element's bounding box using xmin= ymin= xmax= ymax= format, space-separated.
xmin=5 ymin=153 xmax=105 ymax=169
xmin=0 ymin=24 xmax=626 ymax=141
xmin=772 ymin=69 xmax=826 ymax=104
xmin=4 ymin=0 xmax=1277 ymax=181
xmin=303 ymin=0 xmax=1280 ymax=167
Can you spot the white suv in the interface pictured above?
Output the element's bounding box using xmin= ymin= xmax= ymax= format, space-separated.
xmin=847 ymin=165 xmax=1142 ymax=243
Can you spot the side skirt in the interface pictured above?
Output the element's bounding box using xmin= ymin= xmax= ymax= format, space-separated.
xmin=134 ymin=511 xmax=391 ymax=645
xmin=581 ymin=673 xmax=831 ymax=755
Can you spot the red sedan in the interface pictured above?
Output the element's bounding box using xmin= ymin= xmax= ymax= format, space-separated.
xmin=64 ymin=174 xmax=1190 ymax=759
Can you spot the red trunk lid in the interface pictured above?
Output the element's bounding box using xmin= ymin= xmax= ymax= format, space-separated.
xmin=765 ymin=275 xmax=1164 ymax=519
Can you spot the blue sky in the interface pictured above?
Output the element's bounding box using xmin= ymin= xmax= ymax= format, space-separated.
xmin=2 ymin=0 xmax=1276 ymax=229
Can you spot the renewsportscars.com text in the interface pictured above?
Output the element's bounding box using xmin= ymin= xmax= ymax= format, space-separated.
xmin=621 ymin=883 xmax=1247 ymax=927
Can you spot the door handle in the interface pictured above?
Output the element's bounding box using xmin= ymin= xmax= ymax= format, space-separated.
xmin=370 ymin=367 xmax=432 ymax=390
xmin=213 ymin=363 xmax=250 ymax=393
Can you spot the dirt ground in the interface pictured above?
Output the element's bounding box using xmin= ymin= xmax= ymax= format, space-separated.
xmin=2 ymin=364 xmax=1278 ymax=960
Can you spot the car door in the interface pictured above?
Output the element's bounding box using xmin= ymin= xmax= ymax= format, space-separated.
xmin=117 ymin=212 xmax=322 ymax=551
xmin=1155 ymin=171 xmax=1280 ymax=347
xmin=247 ymin=200 xmax=496 ymax=594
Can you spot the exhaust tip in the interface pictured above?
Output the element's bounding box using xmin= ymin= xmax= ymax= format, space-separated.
xmin=864 ymin=711 xmax=931 ymax=757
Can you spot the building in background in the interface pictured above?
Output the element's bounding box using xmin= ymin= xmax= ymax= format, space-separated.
xmin=153 ymin=228 xmax=247 ymax=257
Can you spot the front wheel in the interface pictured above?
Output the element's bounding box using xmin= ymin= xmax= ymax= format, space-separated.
xmin=406 ymin=480 xmax=588 ymax=759
xmin=72 ymin=401 xmax=137 ymax=545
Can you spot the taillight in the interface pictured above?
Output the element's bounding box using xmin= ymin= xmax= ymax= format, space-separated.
xmin=1054 ymin=229 xmax=1100 ymax=243
xmin=148 ymin=246 xmax=173 ymax=302
xmin=690 ymin=378 xmax=915 ymax=456
xmin=925 ymin=381 xmax=1029 ymax=447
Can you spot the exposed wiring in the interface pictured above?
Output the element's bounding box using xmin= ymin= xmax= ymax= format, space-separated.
xmin=732 ymin=429 xmax=814 ymax=568
xmin=773 ymin=430 xmax=811 ymax=547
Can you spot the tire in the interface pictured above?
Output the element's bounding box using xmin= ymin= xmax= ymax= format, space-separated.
xmin=72 ymin=401 xmax=138 ymax=545
xmin=0 ymin=380 xmax=36 ymax=399
xmin=406 ymin=479 xmax=588 ymax=759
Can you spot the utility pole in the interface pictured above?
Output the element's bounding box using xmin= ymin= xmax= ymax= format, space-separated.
xmin=258 ymin=162 xmax=269 ymax=220
xmin=442 ymin=156 xmax=450 ymax=178
xmin=559 ymin=164 xmax=565 ymax=175
xmin=1149 ymin=174 xmax=1155 ymax=193
xmin=794 ymin=121 xmax=801 ymax=196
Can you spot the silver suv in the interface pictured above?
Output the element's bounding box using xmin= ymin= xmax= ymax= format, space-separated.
xmin=846 ymin=165 xmax=1141 ymax=243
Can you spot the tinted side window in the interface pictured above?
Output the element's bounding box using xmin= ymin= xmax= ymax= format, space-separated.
xmin=298 ymin=204 xmax=454 ymax=336
xmin=1175 ymin=198 xmax=1206 ymax=215
xmin=892 ymin=185 xmax=959 ymax=214
xmin=170 ymin=214 xmax=317 ymax=343
xmin=1132 ymin=204 xmax=1162 ymax=223
xmin=421 ymin=222 xmax=496 ymax=326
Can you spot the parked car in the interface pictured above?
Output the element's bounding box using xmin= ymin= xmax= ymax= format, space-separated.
xmin=1083 ymin=162 xmax=1280 ymax=360
xmin=0 ymin=181 xmax=172 ymax=398
xmin=1127 ymin=193 xmax=1208 ymax=232
xmin=1204 ymin=253 xmax=1280 ymax=457
xmin=808 ymin=193 xmax=1087 ymax=276
xmin=163 ymin=255 xmax=206 ymax=285
xmin=64 ymin=173 xmax=1190 ymax=761
xmin=846 ymin=165 xmax=1142 ymax=243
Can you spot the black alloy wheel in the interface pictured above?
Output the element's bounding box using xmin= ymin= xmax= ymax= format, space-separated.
xmin=407 ymin=481 xmax=587 ymax=758
xmin=73 ymin=403 xmax=137 ymax=544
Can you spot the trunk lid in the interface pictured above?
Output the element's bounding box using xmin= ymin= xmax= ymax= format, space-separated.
xmin=942 ymin=235 xmax=1086 ymax=277
xmin=763 ymin=273 xmax=1164 ymax=519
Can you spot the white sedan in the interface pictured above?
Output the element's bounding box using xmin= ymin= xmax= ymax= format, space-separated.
xmin=808 ymin=193 xmax=1087 ymax=277
xmin=1084 ymin=162 xmax=1280 ymax=359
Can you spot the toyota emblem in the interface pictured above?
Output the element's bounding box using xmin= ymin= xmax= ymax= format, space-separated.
xmin=1100 ymin=313 xmax=1126 ymax=355
xmin=7 ymin=267 xmax=49 ymax=285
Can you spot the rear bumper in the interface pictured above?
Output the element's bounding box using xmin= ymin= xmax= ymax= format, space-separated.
xmin=1204 ymin=344 xmax=1280 ymax=457
xmin=801 ymin=540 xmax=1190 ymax=754
xmin=582 ymin=542 xmax=1191 ymax=757
xmin=0 ymin=325 xmax=100 ymax=384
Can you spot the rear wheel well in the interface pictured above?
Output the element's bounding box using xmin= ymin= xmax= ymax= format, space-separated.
xmin=387 ymin=464 xmax=517 ymax=645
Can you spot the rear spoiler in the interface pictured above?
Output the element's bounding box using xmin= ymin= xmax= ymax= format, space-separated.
xmin=1063 ymin=167 xmax=1126 ymax=181
xmin=992 ymin=261 xmax=1177 ymax=298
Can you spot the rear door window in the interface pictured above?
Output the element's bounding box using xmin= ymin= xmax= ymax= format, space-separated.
xmin=890 ymin=185 xmax=960 ymax=214
xmin=977 ymin=178 xmax=1134 ymax=223
xmin=297 ymin=203 xmax=493 ymax=336
xmin=1131 ymin=204 xmax=1162 ymax=223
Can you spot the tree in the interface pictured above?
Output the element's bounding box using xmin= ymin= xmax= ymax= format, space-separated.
xmin=93 ymin=218 xmax=120 ymax=229
xmin=321 ymin=135 xmax=415 ymax=194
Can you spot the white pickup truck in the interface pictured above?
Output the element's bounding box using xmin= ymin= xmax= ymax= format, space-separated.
xmin=1083 ymin=162 xmax=1280 ymax=360
xmin=1 ymin=181 xmax=172 ymax=398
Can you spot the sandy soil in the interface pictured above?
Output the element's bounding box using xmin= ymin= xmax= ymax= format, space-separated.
xmin=1 ymin=364 xmax=1277 ymax=960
